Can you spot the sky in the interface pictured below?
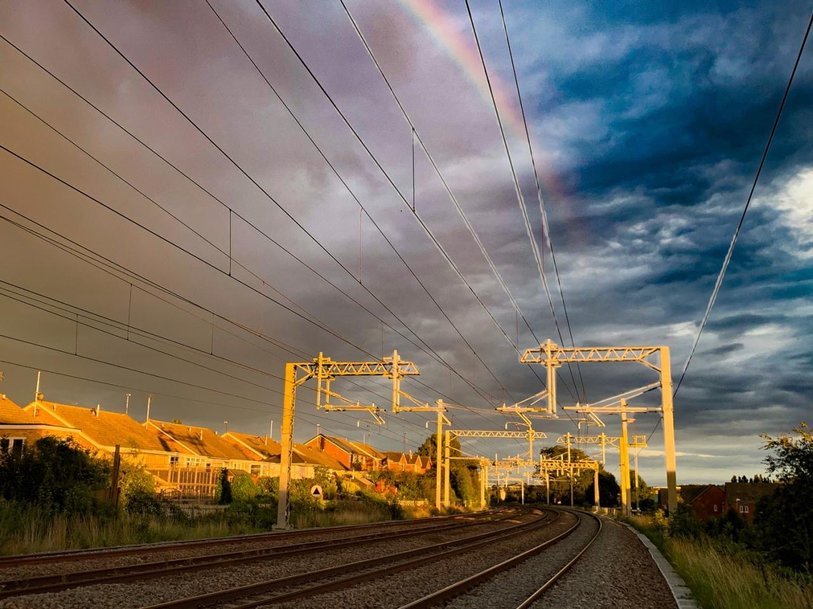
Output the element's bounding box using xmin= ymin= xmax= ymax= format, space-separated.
xmin=0 ymin=0 xmax=811 ymax=486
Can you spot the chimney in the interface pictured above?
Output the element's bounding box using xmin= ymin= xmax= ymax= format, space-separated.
xmin=94 ymin=404 xmax=100 ymax=417
xmin=199 ymin=429 xmax=203 ymax=441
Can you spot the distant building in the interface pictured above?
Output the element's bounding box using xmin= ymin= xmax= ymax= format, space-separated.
xmin=1 ymin=395 xmax=80 ymax=453
xmin=382 ymin=451 xmax=432 ymax=474
xmin=724 ymin=482 xmax=779 ymax=522
xmin=304 ymin=434 xmax=385 ymax=471
xmin=23 ymin=399 xmax=179 ymax=468
xmin=680 ymin=484 xmax=725 ymax=521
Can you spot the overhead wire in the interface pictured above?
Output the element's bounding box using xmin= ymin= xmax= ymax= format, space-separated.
xmin=60 ymin=0 xmax=512 ymax=405
xmin=647 ymin=10 xmax=812 ymax=443
xmin=464 ymin=0 xmax=583 ymax=414
xmin=0 ymin=39 xmax=468 ymax=384
xmin=0 ymin=207 xmax=460 ymax=439
xmin=336 ymin=0 xmax=551 ymax=396
xmin=242 ymin=0 xmax=517 ymax=400
xmin=496 ymin=0 xmax=587 ymax=401
xmin=0 ymin=28 xmax=504 ymax=410
xmin=0 ymin=46 xmax=505 ymax=407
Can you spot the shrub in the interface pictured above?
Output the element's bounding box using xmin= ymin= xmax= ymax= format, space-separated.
xmin=0 ymin=437 xmax=109 ymax=515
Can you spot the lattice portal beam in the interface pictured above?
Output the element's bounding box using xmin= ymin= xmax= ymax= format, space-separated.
xmin=452 ymin=430 xmax=548 ymax=440
xmin=277 ymin=350 xmax=419 ymax=530
xmin=538 ymin=459 xmax=599 ymax=475
xmin=521 ymin=341 xmax=661 ymax=370
xmin=293 ymin=351 xmax=419 ymax=383
xmin=518 ymin=339 xmax=677 ymax=514
xmin=556 ymin=434 xmax=647 ymax=446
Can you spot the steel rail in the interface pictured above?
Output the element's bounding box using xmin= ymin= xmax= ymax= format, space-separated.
xmin=140 ymin=509 xmax=558 ymax=609
xmin=0 ymin=511 xmax=514 ymax=599
xmin=0 ymin=510 xmax=498 ymax=568
xmin=514 ymin=511 xmax=603 ymax=608
xmin=396 ymin=508 xmax=593 ymax=609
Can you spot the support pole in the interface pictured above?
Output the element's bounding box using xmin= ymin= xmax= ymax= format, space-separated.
xmin=661 ymin=346 xmax=678 ymax=515
xmin=275 ymin=363 xmax=297 ymax=529
xmin=620 ymin=402 xmax=631 ymax=516
xmin=521 ymin=479 xmax=525 ymax=505
xmin=435 ymin=405 xmax=443 ymax=510
xmin=480 ymin=463 xmax=486 ymax=509
xmin=594 ymin=468 xmax=600 ymax=509
xmin=545 ymin=339 xmax=557 ymax=414
xmin=567 ymin=433 xmax=574 ymax=507
xmin=443 ymin=430 xmax=451 ymax=508
xmin=545 ymin=471 xmax=550 ymax=505
xmin=634 ymin=447 xmax=640 ymax=512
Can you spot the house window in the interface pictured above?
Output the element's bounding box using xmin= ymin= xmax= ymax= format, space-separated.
xmin=1 ymin=438 xmax=25 ymax=458
xmin=250 ymin=464 xmax=261 ymax=475
xmin=739 ymin=505 xmax=749 ymax=514
xmin=170 ymin=455 xmax=179 ymax=467
xmin=713 ymin=504 xmax=718 ymax=512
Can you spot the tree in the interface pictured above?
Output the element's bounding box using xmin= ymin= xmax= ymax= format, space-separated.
xmin=754 ymin=423 xmax=813 ymax=572
xmin=217 ymin=468 xmax=232 ymax=504
xmin=585 ymin=470 xmax=620 ymax=507
xmin=417 ymin=433 xmax=461 ymax=464
xmin=0 ymin=437 xmax=109 ymax=514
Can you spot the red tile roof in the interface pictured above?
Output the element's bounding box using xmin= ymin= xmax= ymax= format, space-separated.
xmin=146 ymin=420 xmax=252 ymax=460
xmin=24 ymin=401 xmax=166 ymax=451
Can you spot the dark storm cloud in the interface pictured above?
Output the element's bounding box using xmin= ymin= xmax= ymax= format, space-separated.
xmin=0 ymin=0 xmax=810 ymax=484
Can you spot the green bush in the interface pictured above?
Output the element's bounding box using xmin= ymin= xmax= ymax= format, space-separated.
xmin=230 ymin=472 xmax=260 ymax=502
xmin=0 ymin=437 xmax=109 ymax=515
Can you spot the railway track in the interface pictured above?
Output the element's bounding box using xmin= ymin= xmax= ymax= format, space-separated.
xmin=139 ymin=508 xmax=559 ymax=609
xmin=0 ymin=508 xmax=613 ymax=609
xmin=403 ymin=509 xmax=602 ymax=609
xmin=0 ymin=508 xmax=524 ymax=602
xmin=0 ymin=509 xmax=497 ymax=569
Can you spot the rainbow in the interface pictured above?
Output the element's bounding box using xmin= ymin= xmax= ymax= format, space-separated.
xmin=399 ymin=0 xmax=528 ymax=141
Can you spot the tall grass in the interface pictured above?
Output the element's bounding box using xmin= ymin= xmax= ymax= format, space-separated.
xmin=0 ymin=498 xmax=441 ymax=555
xmin=0 ymin=501 xmax=256 ymax=555
xmin=627 ymin=515 xmax=813 ymax=609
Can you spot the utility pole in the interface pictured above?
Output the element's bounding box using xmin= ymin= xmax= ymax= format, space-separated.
xmin=594 ymin=468 xmax=600 ymax=509
xmin=566 ymin=432 xmax=574 ymax=507
xmin=436 ymin=406 xmax=444 ymax=510
xmin=619 ymin=400 xmax=631 ymax=516
xmin=276 ymin=351 xmax=419 ymax=529
xmin=443 ymin=429 xmax=451 ymax=507
xmin=522 ymin=340 xmax=678 ymax=515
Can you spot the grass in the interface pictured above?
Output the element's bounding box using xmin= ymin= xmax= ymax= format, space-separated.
xmin=625 ymin=515 xmax=813 ymax=609
xmin=0 ymin=501 xmax=257 ymax=555
xmin=0 ymin=497 xmax=441 ymax=555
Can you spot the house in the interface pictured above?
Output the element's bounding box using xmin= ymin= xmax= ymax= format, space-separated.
xmin=0 ymin=395 xmax=81 ymax=454
xmin=680 ymin=484 xmax=725 ymax=521
xmin=383 ymin=451 xmax=432 ymax=474
xmin=304 ymin=434 xmax=385 ymax=471
xmin=221 ymin=431 xmax=347 ymax=478
xmin=724 ymin=482 xmax=779 ymax=522
xmin=23 ymin=398 xmax=179 ymax=468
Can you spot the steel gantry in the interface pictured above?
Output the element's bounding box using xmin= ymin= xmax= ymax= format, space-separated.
xmin=556 ymin=429 xmax=648 ymax=515
xmin=537 ymin=451 xmax=601 ymax=508
xmin=442 ymin=428 xmax=547 ymax=509
xmin=275 ymin=350 xmax=419 ymax=529
xmin=521 ymin=339 xmax=678 ymax=514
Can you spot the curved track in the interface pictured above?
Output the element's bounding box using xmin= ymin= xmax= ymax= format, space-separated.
xmin=0 ymin=509 xmax=515 ymax=600
xmin=0 ymin=508 xmax=608 ymax=609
